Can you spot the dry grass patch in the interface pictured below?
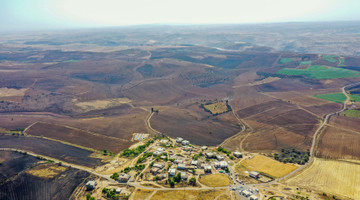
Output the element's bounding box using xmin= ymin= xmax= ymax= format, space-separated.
xmin=75 ymin=98 xmax=131 ymax=112
xmin=203 ymin=102 xmax=229 ymax=115
xmin=286 ymin=158 xmax=360 ymax=200
xmin=150 ymin=189 xmax=225 ymax=200
xmin=27 ymin=164 xmax=67 ymax=178
xmin=131 ymin=189 xmax=154 ymax=200
xmin=199 ymin=174 xmax=231 ymax=187
xmin=0 ymin=87 xmax=27 ymax=97
xmin=236 ymin=155 xmax=298 ymax=178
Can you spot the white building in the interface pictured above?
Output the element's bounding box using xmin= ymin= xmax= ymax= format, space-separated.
xmin=241 ymin=190 xmax=251 ymax=197
xmin=153 ymin=163 xmax=165 ymax=169
xmin=191 ymin=160 xmax=198 ymax=166
xmin=204 ymin=165 xmax=212 ymax=173
xmin=201 ymin=146 xmax=208 ymax=150
xmin=233 ymin=151 xmax=243 ymax=158
xmin=153 ymin=151 xmax=163 ymax=156
xmin=219 ymin=161 xmax=228 ymax=169
xmin=176 ymin=137 xmax=184 ymax=143
xmin=168 ymin=168 xmax=177 ymax=176
xmin=119 ymin=173 xmax=131 ymax=183
xmin=216 ymin=154 xmax=224 ymax=160
xmin=181 ymin=172 xmax=188 ymax=180
xmin=214 ymin=161 xmax=220 ymax=168
xmin=205 ymin=152 xmax=215 ymax=158
xmin=249 ymin=171 xmax=260 ymax=179
xmin=182 ymin=140 xmax=190 ymax=145
xmin=250 ymin=195 xmax=258 ymax=200
xmin=86 ymin=180 xmax=97 ymax=190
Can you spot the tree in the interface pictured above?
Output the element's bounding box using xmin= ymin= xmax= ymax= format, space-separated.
xmin=189 ymin=177 xmax=196 ymax=186
xmin=174 ymin=173 xmax=181 ymax=183
xmin=86 ymin=194 xmax=95 ymax=200
xmin=110 ymin=172 xmax=119 ymax=181
xmin=168 ymin=178 xmax=175 ymax=188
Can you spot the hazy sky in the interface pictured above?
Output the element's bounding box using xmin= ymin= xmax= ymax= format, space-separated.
xmin=1 ymin=0 xmax=360 ymax=31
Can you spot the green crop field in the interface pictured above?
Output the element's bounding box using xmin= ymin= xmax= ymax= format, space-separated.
xmin=339 ymin=58 xmax=346 ymax=67
xmin=342 ymin=110 xmax=360 ymax=118
xmin=278 ymin=58 xmax=293 ymax=64
xmin=277 ymin=65 xmax=360 ymax=79
xmin=350 ymin=94 xmax=360 ymax=102
xmin=313 ymin=93 xmax=346 ymax=104
xmin=299 ymin=60 xmax=312 ymax=65
xmin=63 ymin=59 xmax=80 ymax=63
xmin=322 ymin=55 xmax=338 ymax=63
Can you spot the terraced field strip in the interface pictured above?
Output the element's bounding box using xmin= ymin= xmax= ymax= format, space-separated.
xmin=277 ymin=65 xmax=360 ymax=79
xmin=286 ymin=158 xmax=360 ymax=200
xmin=278 ymin=58 xmax=293 ymax=64
xmin=313 ymin=93 xmax=346 ymax=104
xmin=322 ymin=55 xmax=338 ymax=63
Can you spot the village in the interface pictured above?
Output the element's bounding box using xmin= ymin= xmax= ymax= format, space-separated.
xmin=84 ymin=134 xmax=270 ymax=200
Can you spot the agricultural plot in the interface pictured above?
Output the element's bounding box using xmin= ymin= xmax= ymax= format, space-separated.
xmin=236 ymin=155 xmax=298 ymax=178
xmin=0 ymin=151 xmax=40 ymax=183
xmin=286 ymin=158 xmax=360 ymax=200
xmin=322 ymin=55 xmax=338 ymax=63
xmin=339 ymin=58 xmax=345 ymax=66
xmin=199 ymin=174 xmax=231 ymax=187
xmin=202 ymin=101 xmax=230 ymax=115
xmin=277 ymin=65 xmax=360 ymax=79
xmin=0 ymin=164 xmax=90 ymax=200
xmin=25 ymin=122 xmax=131 ymax=153
xmin=342 ymin=109 xmax=360 ymax=118
xmin=299 ymin=60 xmax=312 ymax=65
xmin=151 ymin=107 xmax=240 ymax=146
xmin=0 ymin=134 xmax=102 ymax=167
xmin=313 ymin=93 xmax=346 ymax=104
xmin=150 ymin=189 xmax=226 ymax=200
xmin=278 ymin=58 xmax=293 ymax=64
xmin=316 ymin=126 xmax=360 ymax=160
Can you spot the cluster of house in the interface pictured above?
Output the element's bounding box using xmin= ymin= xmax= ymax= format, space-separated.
xmin=86 ymin=180 xmax=122 ymax=194
xmin=240 ymin=189 xmax=258 ymax=200
xmin=175 ymin=137 xmax=190 ymax=146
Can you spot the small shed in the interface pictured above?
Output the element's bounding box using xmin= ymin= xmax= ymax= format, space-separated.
xmin=115 ymin=188 xmax=122 ymax=194
xmin=233 ymin=151 xmax=243 ymax=158
xmin=249 ymin=171 xmax=260 ymax=179
xmin=250 ymin=195 xmax=258 ymax=200
xmin=85 ymin=180 xmax=97 ymax=190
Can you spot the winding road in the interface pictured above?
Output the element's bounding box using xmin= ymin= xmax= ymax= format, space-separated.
xmin=277 ymin=81 xmax=360 ymax=181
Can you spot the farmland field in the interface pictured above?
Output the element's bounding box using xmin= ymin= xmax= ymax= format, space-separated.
xmin=286 ymin=158 xmax=360 ymax=200
xmin=322 ymin=55 xmax=338 ymax=63
xmin=150 ymin=189 xmax=226 ymax=200
xmin=313 ymin=93 xmax=346 ymax=104
xmin=341 ymin=109 xmax=360 ymax=118
xmin=203 ymin=102 xmax=229 ymax=115
xmin=199 ymin=174 xmax=231 ymax=187
xmin=0 ymin=151 xmax=90 ymax=200
xmin=350 ymin=94 xmax=360 ymax=102
xmin=25 ymin=122 xmax=131 ymax=153
xmin=278 ymin=58 xmax=293 ymax=64
xmin=316 ymin=125 xmax=360 ymax=160
xmin=277 ymin=65 xmax=360 ymax=79
xmin=236 ymin=155 xmax=298 ymax=178
xmin=299 ymin=60 xmax=312 ymax=65
xmin=0 ymin=134 xmax=102 ymax=167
